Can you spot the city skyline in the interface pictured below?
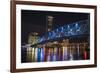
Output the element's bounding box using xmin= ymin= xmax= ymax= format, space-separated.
xmin=21 ymin=10 xmax=89 ymax=44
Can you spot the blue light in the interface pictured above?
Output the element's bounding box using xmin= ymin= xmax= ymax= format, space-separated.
xmin=40 ymin=48 xmax=44 ymax=62
xmin=37 ymin=48 xmax=41 ymax=62
xmin=70 ymin=29 xmax=72 ymax=32
xmin=56 ymin=29 xmax=58 ymax=32
xmin=52 ymin=31 xmax=56 ymax=38
xmin=61 ymin=27 xmax=63 ymax=30
xmin=69 ymin=29 xmax=74 ymax=35
xmin=77 ymin=28 xmax=80 ymax=31
xmin=75 ymin=23 xmax=78 ymax=27
xmin=68 ymin=25 xmax=70 ymax=29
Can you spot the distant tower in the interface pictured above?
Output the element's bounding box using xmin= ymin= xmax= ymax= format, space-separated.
xmin=46 ymin=16 xmax=54 ymax=33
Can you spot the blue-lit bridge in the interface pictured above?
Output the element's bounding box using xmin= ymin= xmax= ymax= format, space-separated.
xmin=30 ymin=19 xmax=89 ymax=46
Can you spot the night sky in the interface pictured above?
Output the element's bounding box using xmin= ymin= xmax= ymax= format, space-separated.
xmin=21 ymin=10 xmax=89 ymax=44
